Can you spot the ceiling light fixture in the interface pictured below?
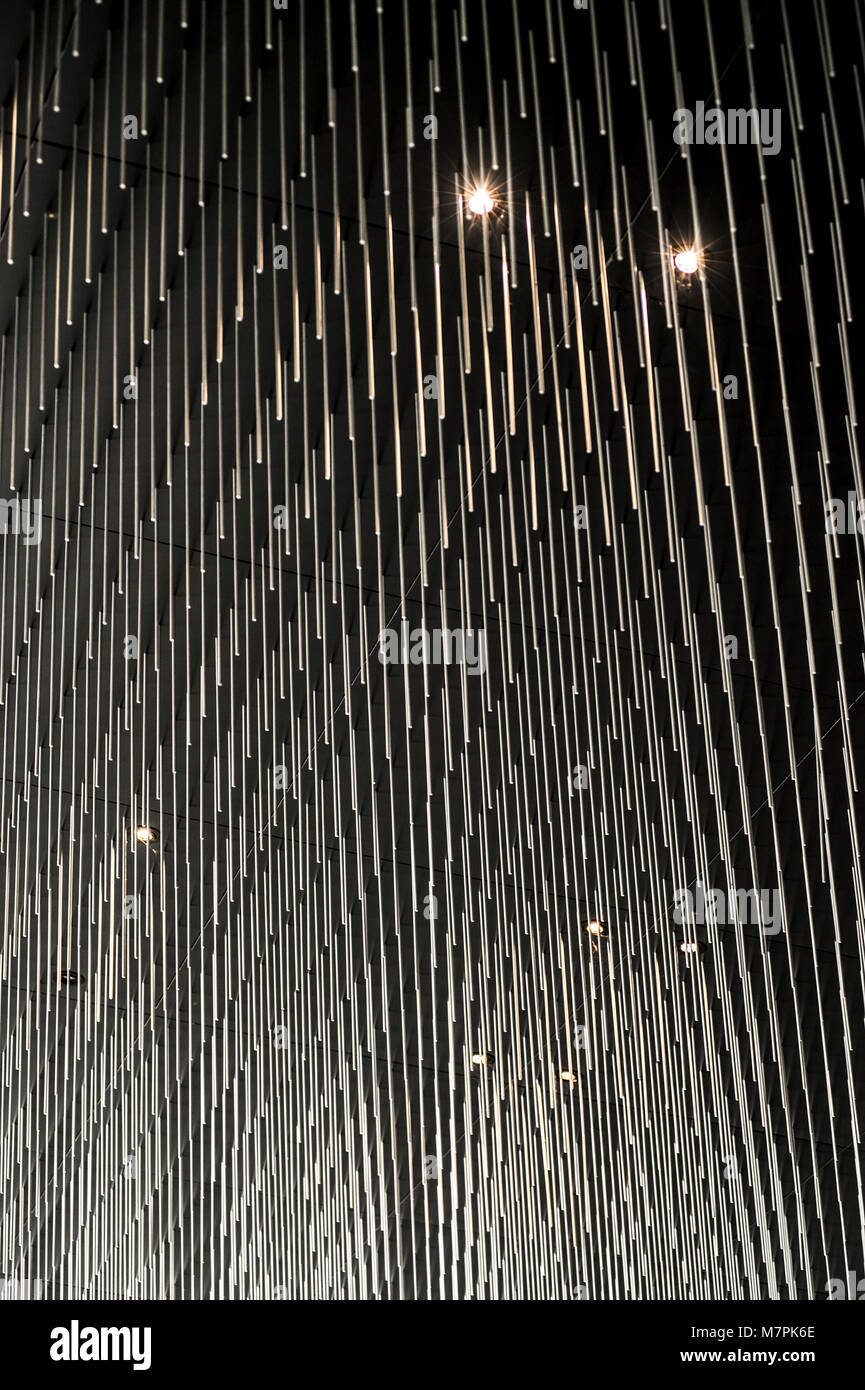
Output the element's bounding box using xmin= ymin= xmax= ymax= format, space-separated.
xmin=585 ymin=919 xmax=606 ymax=938
xmin=468 ymin=185 xmax=494 ymax=217
xmin=673 ymin=247 xmax=700 ymax=275
xmin=135 ymin=824 xmax=158 ymax=845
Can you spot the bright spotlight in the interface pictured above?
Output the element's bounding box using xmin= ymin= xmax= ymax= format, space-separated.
xmin=674 ymin=247 xmax=700 ymax=275
xmin=468 ymin=186 xmax=494 ymax=217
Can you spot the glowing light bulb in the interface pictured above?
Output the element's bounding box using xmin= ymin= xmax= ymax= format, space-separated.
xmin=674 ymin=247 xmax=700 ymax=275
xmin=585 ymin=919 xmax=606 ymax=938
xmin=468 ymin=186 xmax=494 ymax=217
xmin=135 ymin=824 xmax=158 ymax=845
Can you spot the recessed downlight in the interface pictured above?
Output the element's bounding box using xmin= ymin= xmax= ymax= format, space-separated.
xmin=673 ymin=246 xmax=700 ymax=275
xmin=678 ymin=939 xmax=706 ymax=958
xmin=467 ymin=184 xmax=494 ymax=217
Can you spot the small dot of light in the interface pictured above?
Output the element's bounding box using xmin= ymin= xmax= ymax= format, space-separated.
xmin=679 ymin=940 xmax=701 ymax=954
xmin=135 ymin=825 xmax=158 ymax=845
xmin=585 ymin=919 xmax=606 ymax=937
xmin=471 ymin=1051 xmax=492 ymax=1067
xmin=561 ymin=1070 xmax=578 ymax=1083
xmin=674 ymin=247 xmax=700 ymax=275
xmin=468 ymin=185 xmax=494 ymax=217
